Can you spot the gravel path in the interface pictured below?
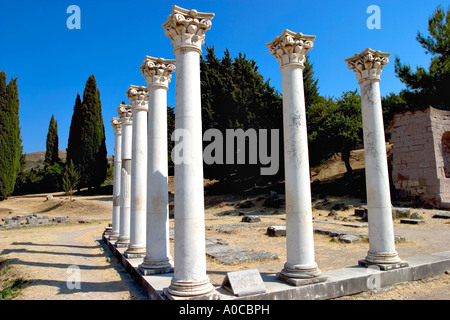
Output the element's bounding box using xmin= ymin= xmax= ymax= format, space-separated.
xmin=1 ymin=222 xmax=147 ymax=300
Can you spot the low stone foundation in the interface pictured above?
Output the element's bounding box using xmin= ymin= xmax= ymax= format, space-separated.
xmin=102 ymin=233 xmax=450 ymax=300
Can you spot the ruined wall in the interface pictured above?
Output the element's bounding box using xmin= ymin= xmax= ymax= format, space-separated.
xmin=389 ymin=107 xmax=450 ymax=208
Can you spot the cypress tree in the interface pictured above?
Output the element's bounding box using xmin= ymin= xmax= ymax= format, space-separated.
xmin=67 ymin=75 xmax=107 ymax=189
xmin=0 ymin=71 xmax=23 ymax=200
xmin=44 ymin=114 xmax=59 ymax=166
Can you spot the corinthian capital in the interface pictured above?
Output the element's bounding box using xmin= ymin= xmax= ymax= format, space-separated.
xmin=126 ymin=85 xmax=149 ymax=111
xmin=140 ymin=56 xmax=176 ymax=89
xmin=162 ymin=5 xmax=214 ymax=54
xmin=266 ymin=29 xmax=316 ymax=69
xmin=117 ymin=104 xmax=133 ymax=125
xmin=111 ymin=117 xmax=122 ymax=135
xmin=345 ymin=48 xmax=390 ymax=83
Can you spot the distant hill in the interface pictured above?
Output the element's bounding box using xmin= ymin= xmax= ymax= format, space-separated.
xmin=24 ymin=151 xmax=113 ymax=171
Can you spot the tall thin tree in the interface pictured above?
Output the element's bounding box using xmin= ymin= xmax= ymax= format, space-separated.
xmin=67 ymin=75 xmax=107 ymax=189
xmin=44 ymin=114 xmax=59 ymax=166
xmin=0 ymin=71 xmax=23 ymax=200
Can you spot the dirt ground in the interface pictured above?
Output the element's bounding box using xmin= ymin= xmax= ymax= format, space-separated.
xmin=0 ymin=190 xmax=449 ymax=300
xmin=1 ymin=149 xmax=449 ymax=300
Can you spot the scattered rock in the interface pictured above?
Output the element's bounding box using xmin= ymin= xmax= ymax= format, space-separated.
xmin=205 ymin=237 xmax=277 ymax=265
xmin=400 ymin=218 xmax=425 ymax=225
xmin=392 ymin=207 xmax=411 ymax=219
xmin=410 ymin=212 xmax=423 ymax=219
xmin=52 ymin=217 xmax=68 ymax=223
xmin=234 ymin=200 xmax=255 ymax=209
xmin=241 ymin=215 xmax=261 ymax=223
xmin=354 ymin=208 xmax=368 ymax=221
xmin=332 ymin=203 xmax=353 ymax=211
xmin=432 ymin=212 xmax=450 ymax=219
xmin=266 ymin=225 xmax=286 ymax=237
xmin=337 ymin=235 xmax=362 ymax=243
xmin=394 ymin=235 xmax=407 ymax=243
xmin=328 ymin=210 xmax=338 ymax=217
xmin=45 ymin=195 xmax=54 ymax=201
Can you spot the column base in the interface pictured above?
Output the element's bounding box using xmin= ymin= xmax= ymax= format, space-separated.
xmin=165 ymin=277 xmax=215 ymax=298
xmin=139 ymin=258 xmax=174 ymax=275
xmin=277 ymin=263 xmax=327 ymax=286
xmin=124 ymin=245 xmax=146 ymax=259
xmin=109 ymin=231 xmax=120 ymax=241
xmin=115 ymin=237 xmax=130 ymax=248
xmin=359 ymin=251 xmax=408 ymax=270
xmin=359 ymin=258 xmax=409 ymax=271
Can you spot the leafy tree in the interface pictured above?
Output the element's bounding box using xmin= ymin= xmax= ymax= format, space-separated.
xmin=381 ymin=92 xmax=408 ymax=130
xmin=307 ymin=90 xmax=363 ymax=176
xmin=44 ymin=115 xmax=59 ymax=166
xmin=303 ymin=55 xmax=321 ymax=109
xmin=395 ymin=5 xmax=450 ymax=110
xmin=62 ymin=160 xmax=80 ymax=201
xmin=67 ymin=75 xmax=107 ymax=189
xmin=200 ymin=46 xmax=284 ymax=185
xmin=0 ymin=71 xmax=23 ymax=200
xmin=332 ymin=90 xmax=362 ymax=176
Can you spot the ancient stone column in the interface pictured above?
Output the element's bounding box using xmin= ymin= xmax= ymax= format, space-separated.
xmin=115 ymin=104 xmax=133 ymax=248
xmin=267 ymin=30 xmax=325 ymax=285
xmin=124 ymin=85 xmax=149 ymax=259
xmin=345 ymin=48 xmax=407 ymax=269
xmin=110 ymin=117 xmax=122 ymax=241
xmin=162 ymin=5 xmax=215 ymax=297
xmin=139 ymin=56 xmax=176 ymax=275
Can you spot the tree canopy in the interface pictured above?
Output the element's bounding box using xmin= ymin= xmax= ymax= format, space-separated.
xmin=44 ymin=114 xmax=59 ymax=166
xmin=0 ymin=71 xmax=23 ymax=200
xmin=395 ymin=5 xmax=450 ymax=110
xmin=66 ymin=75 xmax=107 ymax=189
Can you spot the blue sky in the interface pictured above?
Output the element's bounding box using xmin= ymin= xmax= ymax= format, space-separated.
xmin=0 ymin=0 xmax=445 ymax=155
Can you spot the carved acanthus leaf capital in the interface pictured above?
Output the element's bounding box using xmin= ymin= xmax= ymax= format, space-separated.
xmin=111 ymin=117 xmax=122 ymax=135
xmin=117 ymin=104 xmax=133 ymax=125
xmin=126 ymin=85 xmax=149 ymax=111
xmin=345 ymin=48 xmax=390 ymax=83
xmin=162 ymin=5 xmax=214 ymax=53
xmin=266 ymin=29 xmax=316 ymax=69
xmin=140 ymin=56 xmax=176 ymax=89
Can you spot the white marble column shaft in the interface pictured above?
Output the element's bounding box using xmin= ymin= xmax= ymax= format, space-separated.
xmin=125 ymin=86 xmax=149 ymax=258
xmin=139 ymin=56 xmax=176 ymax=275
xmin=110 ymin=117 xmax=122 ymax=240
xmin=267 ymin=30 xmax=324 ymax=284
xmin=162 ymin=5 xmax=215 ymax=297
xmin=115 ymin=104 xmax=133 ymax=248
xmin=345 ymin=48 xmax=406 ymax=268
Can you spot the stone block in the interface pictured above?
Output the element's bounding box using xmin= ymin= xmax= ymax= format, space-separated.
xmin=337 ymin=235 xmax=362 ymax=243
xmin=400 ymin=218 xmax=425 ymax=224
xmin=221 ymin=269 xmax=266 ymax=297
xmin=433 ymin=212 xmax=450 ymax=219
xmin=241 ymin=215 xmax=261 ymax=223
xmin=266 ymin=225 xmax=286 ymax=237
xmin=392 ymin=207 xmax=410 ymax=219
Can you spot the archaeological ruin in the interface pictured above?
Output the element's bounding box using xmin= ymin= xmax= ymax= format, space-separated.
xmin=101 ymin=5 xmax=450 ymax=300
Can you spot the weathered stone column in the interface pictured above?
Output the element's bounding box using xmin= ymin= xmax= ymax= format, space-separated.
xmin=110 ymin=117 xmax=122 ymax=241
xmin=138 ymin=56 xmax=176 ymax=275
xmin=124 ymin=86 xmax=149 ymax=259
xmin=115 ymin=104 xmax=133 ymax=248
xmin=267 ymin=30 xmax=325 ymax=285
xmin=162 ymin=5 xmax=215 ymax=297
xmin=345 ymin=48 xmax=407 ymax=269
